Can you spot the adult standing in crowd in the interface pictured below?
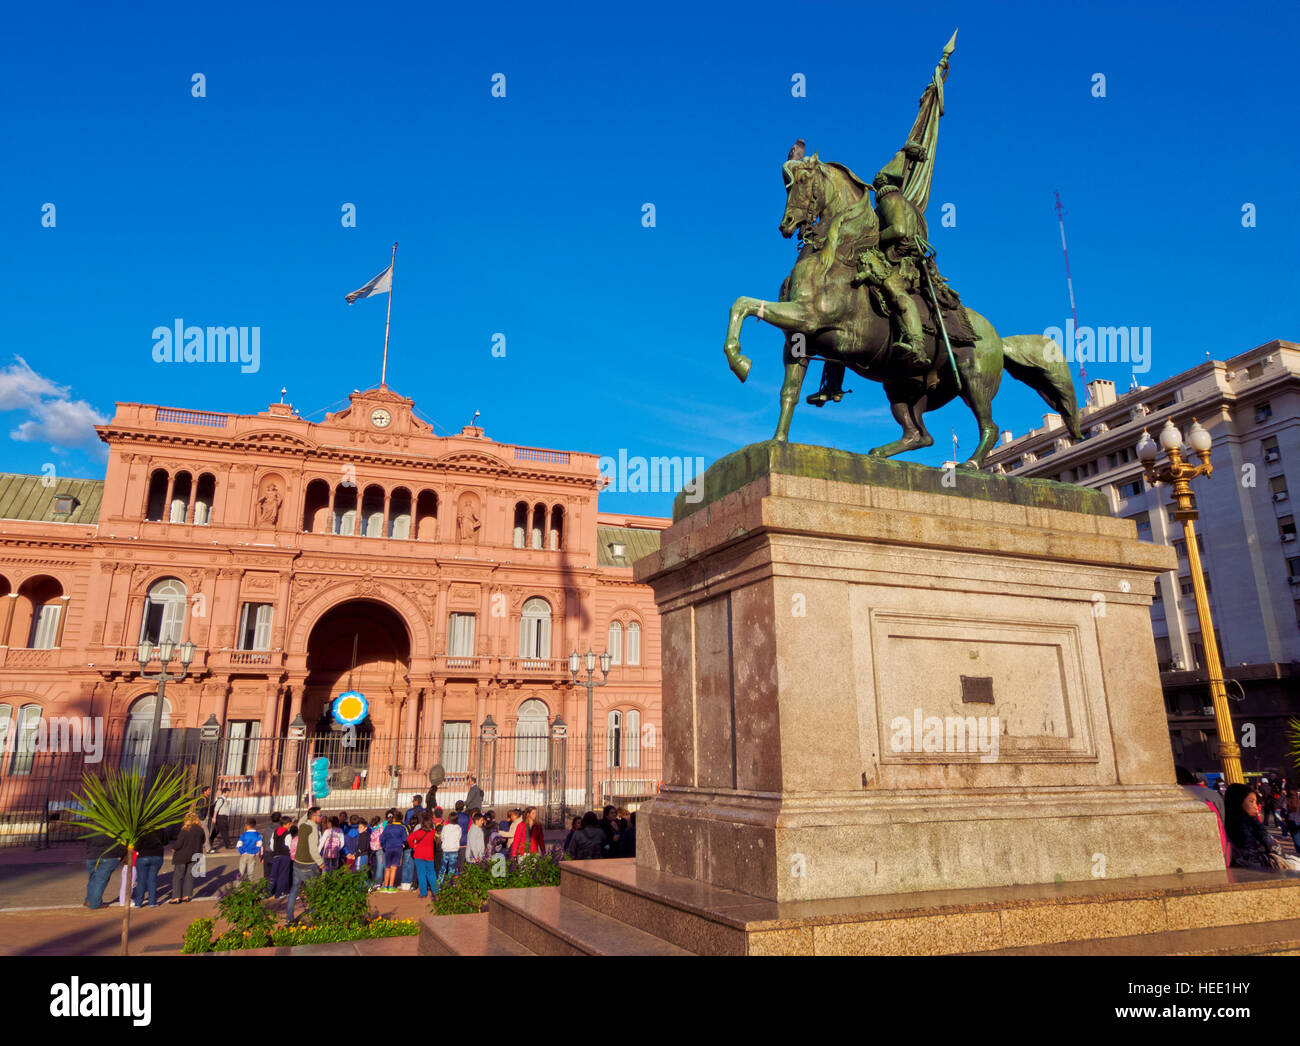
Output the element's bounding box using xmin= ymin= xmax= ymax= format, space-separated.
xmin=132 ymin=828 xmax=167 ymax=908
xmin=564 ymin=812 xmax=606 ymax=860
xmin=195 ymin=785 xmax=213 ymax=853
xmin=465 ymin=776 xmax=484 ymax=812
xmin=510 ymin=806 xmax=545 ymax=857
xmin=209 ymin=787 xmax=234 ymax=851
xmin=286 ymin=807 xmax=324 ymax=924
xmin=83 ymin=828 xmax=124 ymax=909
xmin=169 ymin=810 xmax=206 ymax=904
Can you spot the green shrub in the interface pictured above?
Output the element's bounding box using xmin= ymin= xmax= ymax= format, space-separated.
xmin=181 ymin=916 xmax=215 ymax=954
xmin=299 ymin=869 xmax=372 ymax=928
xmin=431 ymin=850 xmax=563 ymax=916
xmin=215 ymin=876 xmax=275 ymax=946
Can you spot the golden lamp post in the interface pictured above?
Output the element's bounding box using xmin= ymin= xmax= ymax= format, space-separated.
xmin=1136 ymin=418 xmax=1243 ymax=786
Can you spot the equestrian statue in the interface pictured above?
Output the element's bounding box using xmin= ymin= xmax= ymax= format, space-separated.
xmin=721 ymin=31 xmax=1081 ymax=469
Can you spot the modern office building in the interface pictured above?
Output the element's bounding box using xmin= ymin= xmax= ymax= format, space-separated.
xmin=985 ymin=339 xmax=1300 ymax=774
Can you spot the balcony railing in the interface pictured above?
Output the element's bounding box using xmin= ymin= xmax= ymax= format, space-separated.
xmin=0 ymin=648 xmax=57 ymax=668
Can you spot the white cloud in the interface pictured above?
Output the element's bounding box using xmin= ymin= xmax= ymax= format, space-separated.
xmin=2 ymin=357 xmax=108 ymax=451
xmin=0 ymin=356 xmax=66 ymax=411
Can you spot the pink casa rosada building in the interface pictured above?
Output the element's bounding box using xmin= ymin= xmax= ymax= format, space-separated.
xmin=0 ymin=386 xmax=666 ymax=832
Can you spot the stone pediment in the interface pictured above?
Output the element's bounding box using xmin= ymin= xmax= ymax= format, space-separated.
xmin=436 ymin=451 xmax=510 ymax=473
xmin=233 ymin=429 xmax=318 ymax=451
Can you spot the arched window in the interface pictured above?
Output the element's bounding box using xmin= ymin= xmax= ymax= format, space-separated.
xmin=122 ymin=694 xmax=171 ymax=774
xmin=516 ymin=698 xmax=549 ymax=773
xmin=415 ymin=490 xmax=438 ymax=539
xmin=0 ymin=705 xmax=11 ymax=766
xmin=531 ymin=504 xmax=546 ymax=550
xmin=144 ymin=470 xmax=168 ymax=521
xmin=519 ymin=598 xmax=552 ymax=661
xmin=302 ymin=479 xmax=330 ymax=533
xmin=22 ymin=576 xmax=63 ymax=649
xmin=169 ymin=471 xmax=192 ymax=523
xmin=608 ymin=621 xmax=623 ymax=666
xmin=361 ymin=485 xmax=385 ymax=537
xmin=9 ymin=704 xmax=42 ymax=775
xmin=389 ymin=488 xmax=412 ymax=539
xmin=626 ymin=621 xmax=642 ymax=666
xmin=140 ymin=578 xmax=187 ymax=647
xmin=333 ymin=485 xmax=357 ymax=536
xmin=193 ymin=473 xmax=216 ymax=525
xmin=606 ymin=710 xmax=623 ymax=768
xmin=549 ymin=506 xmax=564 ymax=550
xmin=625 ymin=709 xmax=641 ymax=768
xmin=513 ymin=503 xmax=528 ymax=548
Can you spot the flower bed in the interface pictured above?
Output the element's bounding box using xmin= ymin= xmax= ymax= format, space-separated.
xmin=431 ymin=850 xmax=563 ymax=915
xmin=182 ymin=871 xmax=418 ymax=953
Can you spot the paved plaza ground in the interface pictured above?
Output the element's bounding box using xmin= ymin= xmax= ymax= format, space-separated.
xmin=0 ymin=831 xmax=565 ymax=956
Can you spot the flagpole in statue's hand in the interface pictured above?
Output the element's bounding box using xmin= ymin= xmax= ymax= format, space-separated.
xmin=939 ymin=28 xmax=957 ymax=78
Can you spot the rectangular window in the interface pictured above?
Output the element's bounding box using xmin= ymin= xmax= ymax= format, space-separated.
xmin=1282 ymin=517 xmax=1297 ymax=543
xmin=237 ymin=603 xmax=273 ymax=651
xmin=1256 ymin=402 xmax=1273 ymax=424
xmin=1271 ymin=475 xmax=1288 ymax=501
xmin=448 ymin=613 xmax=476 ymax=662
xmin=442 ymin=721 xmax=470 ymax=774
xmin=1289 ymin=558 xmax=1300 ymax=579
xmin=1118 ymin=478 xmax=1143 ymax=499
xmin=10 ymin=705 xmax=41 ymax=775
xmin=626 ymin=623 xmax=641 ymax=666
xmin=1173 ymin=539 xmax=1186 ymax=558
xmin=1263 ymin=436 xmax=1281 ymax=464
xmin=625 ymin=710 xmax=641 ymax=769
xmin=28 ymin=603 xmax=61 ymax=649
xmin=222 ymin=720 xmax=261 ymax=777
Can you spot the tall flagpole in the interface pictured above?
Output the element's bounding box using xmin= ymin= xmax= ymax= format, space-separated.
xmin=381 ymin=241 xmax=397 ymax=387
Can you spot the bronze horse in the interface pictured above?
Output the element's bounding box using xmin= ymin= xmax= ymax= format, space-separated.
xmin=722 ymin=147 xmax=1081 ymax=468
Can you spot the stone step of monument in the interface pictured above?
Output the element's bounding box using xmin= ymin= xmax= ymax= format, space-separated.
xmin=976 ymin=916 xmax=1300 ymax=956
xmin=418 ymin=912 xmax=536 ymax=957
xmin=558 ymin=858 xmax=1300 ymax=956
xmin=487 ymin=886 xmax=693 ymax=956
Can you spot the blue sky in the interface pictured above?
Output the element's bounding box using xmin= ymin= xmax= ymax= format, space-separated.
xmin=1 ymin=0 xmax=1295 ymax=516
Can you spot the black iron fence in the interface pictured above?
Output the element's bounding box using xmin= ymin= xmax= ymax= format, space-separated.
xmin=0 ymin=724 xmax=661 ymax=848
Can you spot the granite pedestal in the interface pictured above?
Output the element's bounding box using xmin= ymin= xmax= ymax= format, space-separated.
xmin=630 ymin=442 xmax=1225 ymax=902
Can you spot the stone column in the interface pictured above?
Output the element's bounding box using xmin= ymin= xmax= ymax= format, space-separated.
xmin=1 ymin=593 xmax=17 ymax=646
xmin=53 ymin=595 xmax=71 ymax=647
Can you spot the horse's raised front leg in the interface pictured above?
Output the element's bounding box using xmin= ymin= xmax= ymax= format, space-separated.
xmin=723 ymin=296 xmax=815 ymax=382
xmin=723 ymin=297 xmax=763 ymax=381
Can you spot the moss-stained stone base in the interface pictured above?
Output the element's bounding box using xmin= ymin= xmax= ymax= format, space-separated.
xmin=672 ymin=441 xmax=1109 ymax=523
xmin=636 ymin=443 xmax=1218 ymax=902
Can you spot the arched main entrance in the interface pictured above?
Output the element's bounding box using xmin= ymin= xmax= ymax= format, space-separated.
xmin=302 ymin=600 xmax=411 ymax=783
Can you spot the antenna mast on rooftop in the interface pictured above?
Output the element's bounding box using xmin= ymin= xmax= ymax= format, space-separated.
xmin=1053 ymin=190 xmax=1086 ymax=403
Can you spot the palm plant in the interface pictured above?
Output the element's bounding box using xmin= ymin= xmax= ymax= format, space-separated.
xmin=64 ymin=765 xmax=202 ymax=955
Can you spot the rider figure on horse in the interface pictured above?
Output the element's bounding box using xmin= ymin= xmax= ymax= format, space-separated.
xmin=806 ymin=142 xmax=943 ymax=406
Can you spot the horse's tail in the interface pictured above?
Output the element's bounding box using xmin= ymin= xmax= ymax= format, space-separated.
xmin=1001 ymin=335 xmax=1083 ymax=441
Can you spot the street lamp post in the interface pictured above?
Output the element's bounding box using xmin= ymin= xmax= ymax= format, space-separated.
xmin=1137 ymin=418 xmax=1243 ymax=786
xmin=569 ymin=648 xmax=611 ymax=814
xmin=136 ymin=637 xmax=197 ymax=782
